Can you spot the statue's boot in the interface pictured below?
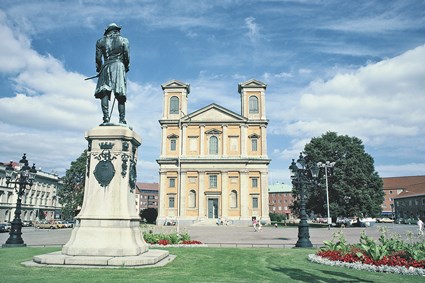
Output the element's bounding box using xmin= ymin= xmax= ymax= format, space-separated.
xmin=118 ymin=103 xmax=126 ymax=124
xmin=101 ymin=96 xmax=109 ymax=123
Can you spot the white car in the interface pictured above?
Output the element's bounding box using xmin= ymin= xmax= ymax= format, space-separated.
xmin=377 ymin=217 xmax=394 ymax=223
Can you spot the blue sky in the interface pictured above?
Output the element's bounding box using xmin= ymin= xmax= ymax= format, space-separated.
xmin=0 ymin=0 xmax=424 ymax=184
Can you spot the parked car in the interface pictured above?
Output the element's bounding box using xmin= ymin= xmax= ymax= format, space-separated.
xmin=377 ymin=217 xmax=394 ymax=223
xmin=64 ymin=221 xmax=75 ymax=228
xmin=3 ymin=222 xmax=11 ymax=231
xmin=0 ymin=223 xmax=8 ymax=233
xmin=358 ymin=217 xmax=377 ymax=227
xmin=55 ymin=221 xmax=67 ymax=229
xmin=336 ymin=217 xmax=358 ymax=227
xmin=34 ymin=221 xmax=58 ymax=229
xmin=22 ymin=220 xmax=33 ymax=227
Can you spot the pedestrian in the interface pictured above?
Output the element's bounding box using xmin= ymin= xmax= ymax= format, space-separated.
xmin=258 ymin=221 xmax=263 ymax=232
xmin=417 ymin=217 xmax=424 ymax=236
xmin=252 ymin=218 xmax=258 ymax=232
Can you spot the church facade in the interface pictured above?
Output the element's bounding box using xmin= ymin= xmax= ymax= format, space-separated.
xmin=157 ymin=79 xmax=271 ymax=225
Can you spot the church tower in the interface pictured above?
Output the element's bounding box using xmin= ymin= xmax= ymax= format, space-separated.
xmin=161 ymin=80 xmax=190 ymax=120
xmin=238 ymin=79 xmax=267 ymax=121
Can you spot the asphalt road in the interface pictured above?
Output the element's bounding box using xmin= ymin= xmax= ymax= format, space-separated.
xmin=0 ymin=223 xmax=421 ymax=248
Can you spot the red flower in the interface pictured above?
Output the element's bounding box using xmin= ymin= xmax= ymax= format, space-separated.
xmin=316 ymin=248 xmax=425 ymax=269
xmin=158 ymin=239 xmax=170 ymax=246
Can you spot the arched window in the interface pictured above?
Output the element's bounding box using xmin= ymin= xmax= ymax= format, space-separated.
xmin=209 ymin=136 xmax=218 ymax=155
xmin=230 ymin=190 xmax=238 ymax=208
xmin=251 ymin=138 xmax=258 ymax=151
xmin=189 ymin=190 xmax=196 ymax=208
xmin=249 ymin=96 xmax=259 ymax=114
xmin=169 ymin=96 xmax=179 ymax=114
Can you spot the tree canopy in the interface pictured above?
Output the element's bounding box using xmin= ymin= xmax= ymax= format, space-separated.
xmin=140 ymin=208 xmax=158 ymax=224
xmin=292 ymin=132 xmax=384 ymax=219
xmin=57 ymin=150 xmax=87 ymax=220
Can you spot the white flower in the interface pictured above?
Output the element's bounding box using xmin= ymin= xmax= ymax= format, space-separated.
xmin=308 ymin=254 xmax=425 ymax=276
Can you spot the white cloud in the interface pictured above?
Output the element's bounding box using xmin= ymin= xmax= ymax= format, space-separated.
xmin=323 ymin=14 xmax=420 ymax=34
xmin=244 ymin=16 xmax=259 ymax=42
xmin=0 ymin=16 xmax=161 ymax=177
xmin=269 ymin=44 xmax=425 ymax=170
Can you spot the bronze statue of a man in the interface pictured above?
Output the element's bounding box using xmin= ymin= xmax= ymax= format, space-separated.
xmin=94 ymin=23 xmax=130 ymax=124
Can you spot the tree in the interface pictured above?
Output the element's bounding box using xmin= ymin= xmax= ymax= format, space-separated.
xmin=292 ymin=132 xmax=384 ymax=219
xmin=57 ymin=150 xmax=87 ymax=220
xmin=140 ymin=208 xmax=158 ymax=224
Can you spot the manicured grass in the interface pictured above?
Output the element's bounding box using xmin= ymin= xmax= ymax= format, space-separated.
xmin=0 ymin=246 xmax=422 ymax=282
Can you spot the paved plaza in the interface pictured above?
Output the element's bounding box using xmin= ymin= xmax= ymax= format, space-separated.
xmin=0 ymin=223 xmax=420 ymax=248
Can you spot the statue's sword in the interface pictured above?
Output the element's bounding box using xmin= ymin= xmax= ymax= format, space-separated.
xmin=84 ymin=74 xmax=99 ymax=80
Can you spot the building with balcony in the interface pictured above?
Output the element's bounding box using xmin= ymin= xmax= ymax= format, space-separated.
xmin=135 ymin=182 xmax=159 ymax=214
xmin=0 ymin=162 xmax=62 ymax=223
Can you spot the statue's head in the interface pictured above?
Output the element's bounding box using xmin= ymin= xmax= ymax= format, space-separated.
xmin=104 ymin=23 xmax=121 ymax=35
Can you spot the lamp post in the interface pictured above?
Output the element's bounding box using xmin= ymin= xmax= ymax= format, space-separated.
xmin=317 ymin=161 xmax=335 ymax=230
xmin=2 ymin=154 xmax=37 ymax=248
xmin=289 ymin=152 xmax=319 ymax=248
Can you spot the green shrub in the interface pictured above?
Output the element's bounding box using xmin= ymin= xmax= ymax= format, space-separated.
xmin=321 ymin=227 xmax=425 ymax=262
xmin=142 ymin=231 xmax=192 ymax=245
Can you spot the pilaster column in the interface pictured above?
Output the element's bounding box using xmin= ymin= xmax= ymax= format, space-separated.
xmin=161 ymin=125 xmax=167 ymax=157
xmin=179 ymin=171 xmax=187 ymax=217
xmin=260 ymin=90 xmax=266 ymax=120
xmin=182 ymin=125 xmax=187 ymax=156
xmin=221 ymin=171 xmax=229 ymax=218
xmin=260 ymin=172 xmax=269 ymax=220
xmin=240 ymin=170 xmax=249 ymax=218
xmin=198 ymin=171 xmax=205 ymax=219
xmin=200 ymin=124 xmax=205 ymax=157
xmin=261 ymin=125 xmax=267 ymax=158
xmin=158 ymin=172 xmax=167 ymax=218
xmin=222 ymin=125 xmax=228 ymax=157
xmin=241 ymin=125 xmax=247 ymax=157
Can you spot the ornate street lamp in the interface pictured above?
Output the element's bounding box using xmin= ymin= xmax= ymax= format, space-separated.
xmin=2 ymin=154 xmax=37 ymax=248
xmin=317 ymin=161 xmax=335 ymax=230
xmin=290 ymin=152 xmax=319 ymax=248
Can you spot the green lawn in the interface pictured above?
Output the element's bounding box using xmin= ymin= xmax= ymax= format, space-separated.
xmin=0 ymin=247 xmax=421 ymax=283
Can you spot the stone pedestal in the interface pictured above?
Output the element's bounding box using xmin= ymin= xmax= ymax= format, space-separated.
xmin=33 ymin=125 xmax=170 ymax=267
xmin=62 ymin=125 xmax=147 ymax=256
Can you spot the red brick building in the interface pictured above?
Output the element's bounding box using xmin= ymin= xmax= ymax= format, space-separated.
xmin=381 ymin=176 xmax=425 ymax=218
xmin=268 ymin=183 xmax=294 ymax=219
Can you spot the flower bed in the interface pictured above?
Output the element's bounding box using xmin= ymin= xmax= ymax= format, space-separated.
xmin=143 ymin=231 xmax=205 ymax=247
xmin=309 ymin=227 xmax=425 ymax=276
xmin=308 ymin=254 xmax=425 ymax=276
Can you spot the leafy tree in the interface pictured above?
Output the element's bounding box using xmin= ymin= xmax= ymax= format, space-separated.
xmin=291 ymin=132 xmax=384 ymax=220
xmin=57 ymin=150 xmax=87 ymax=220
xmin=140 ymin=208 xmax=158 ymax=224
xmin=269 ymin=212 xmax=287 ymax=222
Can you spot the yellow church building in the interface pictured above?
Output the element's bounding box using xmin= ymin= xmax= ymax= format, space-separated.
xmin=157 ymin=79 xmax=271 ymax=226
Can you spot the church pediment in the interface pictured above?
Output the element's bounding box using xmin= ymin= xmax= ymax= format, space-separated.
xmin=161 ymin=80 xmax=190 ymax=93
xmin=205 ymin=128 xmax=222 ymax=135
xmin=238 ymin=79 xmax=267 ymax=93
xmin=184 ymin=103 xmax=246 ymax=123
